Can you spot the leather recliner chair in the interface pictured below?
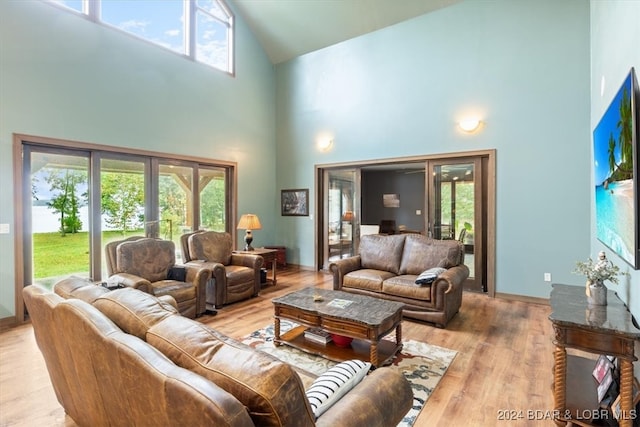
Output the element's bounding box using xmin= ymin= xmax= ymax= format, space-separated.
xmin=181 ymin=231 xmax=263 ymax=310
xmin=106 ymin=237 xmax=209 ymax=318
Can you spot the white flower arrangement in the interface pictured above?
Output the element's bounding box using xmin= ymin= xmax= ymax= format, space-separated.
xmin=573 ymin=251 xmax=628 ymax=287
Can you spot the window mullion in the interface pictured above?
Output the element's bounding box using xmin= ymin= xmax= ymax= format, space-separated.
xmin=187 ymin=0 xmax=195 ymax=59
xmin=87 ymin=0 xmax=99 ymax=22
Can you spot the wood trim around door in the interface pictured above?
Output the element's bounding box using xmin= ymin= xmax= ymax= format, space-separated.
xmin=315 ymin=149 xmax=496 ymax=297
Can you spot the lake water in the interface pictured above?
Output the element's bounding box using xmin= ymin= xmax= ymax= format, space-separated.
xmin=31 ymin=205 xmax=119 ymax=233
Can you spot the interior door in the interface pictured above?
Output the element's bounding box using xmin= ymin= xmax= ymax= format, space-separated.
xmin=427 ymin=158 xmax=485 ymax=292
xmin=323 ymin=169 xmax=359 ymax=269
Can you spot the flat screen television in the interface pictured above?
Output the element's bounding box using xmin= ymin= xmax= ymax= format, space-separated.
xmin=593 ymin=67 xmax=640 ymax=269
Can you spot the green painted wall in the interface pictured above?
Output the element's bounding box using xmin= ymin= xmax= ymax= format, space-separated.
xmin=274 ymin=0 xmax=592 ymax=298
xmin=590 ymin=1 xmax=640 ymax=314
xmin=0 ymin=0 xmax=276 ymax=319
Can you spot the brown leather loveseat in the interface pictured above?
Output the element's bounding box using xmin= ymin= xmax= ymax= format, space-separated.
xmin=330 ymin=233 xmax=469 ymax=328
xmin=23 ymin=277 xmax=413 ymax=427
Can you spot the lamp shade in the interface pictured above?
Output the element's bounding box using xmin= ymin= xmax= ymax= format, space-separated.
xmin=342 ymin=211 xmax=354 ymax=221
xmin=237 ymin=214 xmax=262 ymax=230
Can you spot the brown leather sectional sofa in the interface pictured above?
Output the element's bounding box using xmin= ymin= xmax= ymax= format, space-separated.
xmin=330 ymin=233 xmax=469 ymax=328
xmin=23 ymin=277 xmax=413 ymax=427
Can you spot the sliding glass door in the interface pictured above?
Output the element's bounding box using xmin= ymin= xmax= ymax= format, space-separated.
xmin=100 ymin=156 xmax=148 ymax=279
xmin=20 ymin=139 xmax=234 ymax=291
xmin=26 ymin=148 xmax=91 ymax=288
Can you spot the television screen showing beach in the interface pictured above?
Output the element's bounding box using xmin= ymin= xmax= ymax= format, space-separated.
xmin=593 ymin=69 xmax=638 ymax=268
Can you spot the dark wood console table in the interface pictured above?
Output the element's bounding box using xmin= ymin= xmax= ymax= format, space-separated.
xmin=550 ymin=284 xmax=640 ymax=426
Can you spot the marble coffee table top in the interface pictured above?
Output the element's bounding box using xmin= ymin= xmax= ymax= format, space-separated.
xmin=272 ymin=287 xmax=404 ymax=326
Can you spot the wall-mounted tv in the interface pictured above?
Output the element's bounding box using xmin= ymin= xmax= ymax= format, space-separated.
xmin=593 ymin=67 xmax=640 ymax=269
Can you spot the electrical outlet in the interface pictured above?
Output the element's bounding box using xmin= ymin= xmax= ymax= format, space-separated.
xmin=544 ymin=273 xmax=552 ymax=282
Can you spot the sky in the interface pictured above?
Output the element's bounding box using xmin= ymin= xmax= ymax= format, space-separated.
xmin=592 ymin=70 xmax=634 ymax=186
xmin=101 ymin=0 xmax=185 ymax=53
xmin=52 ymin=0 xmax=229 ymax=70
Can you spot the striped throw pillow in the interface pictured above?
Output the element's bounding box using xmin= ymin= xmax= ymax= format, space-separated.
xmin=305 ymin=359 xmax=371 ymax=418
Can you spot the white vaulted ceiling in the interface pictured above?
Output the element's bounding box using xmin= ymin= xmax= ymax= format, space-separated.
xmin=230 ymin=0 xmax=461 ymax=64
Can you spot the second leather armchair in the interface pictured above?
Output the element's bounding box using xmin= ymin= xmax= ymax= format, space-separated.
xmin=181 ymin=231 xmax=263 ymax=310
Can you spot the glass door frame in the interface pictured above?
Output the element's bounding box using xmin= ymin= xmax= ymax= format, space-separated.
xmin=320 ymin=168 xmax=361 ymax=270
xmin=426 ymin=157 xmax=484 ymax=292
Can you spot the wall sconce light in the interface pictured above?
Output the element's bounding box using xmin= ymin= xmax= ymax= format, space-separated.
xmin=317 ymin=138 xmax=334 ymax=152
xmin=458 ymin=119 xmax=483 ymax=133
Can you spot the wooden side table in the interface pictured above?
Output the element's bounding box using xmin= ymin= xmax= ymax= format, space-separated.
xmin=549 ymin=284 xmax=640 ymax=426
xmin=263 ymin=246 xmax=286 ymax=267
xmin=233 ymin=248 xmax=278 ymax=286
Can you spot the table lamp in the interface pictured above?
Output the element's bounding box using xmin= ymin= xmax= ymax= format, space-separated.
xmin=237 ymin=214 xmax=262 ymax=251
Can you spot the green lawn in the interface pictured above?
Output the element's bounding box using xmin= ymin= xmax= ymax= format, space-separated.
xmin=33 ymin=230 xmax=142 ymax=282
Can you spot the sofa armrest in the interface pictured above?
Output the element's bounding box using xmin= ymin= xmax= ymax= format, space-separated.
xmin=230 ymin=253 xmax=264 ymax=270
xmin=435 ymin=264 xmax=469 ymax=294
xmin=185 ymin=260 xmax=227 ymax=311
xmin=183 ymin=265 xmax=211 ymax=316
xmin=230 ymin=254 xmax=263 ymax=297
xmin=315 ymin=368 xmax=413 ymax=427
xmin=107 ymin=273 xmax=152 ymax=294
xmin=429 ymin=264 xmax=469 ymax=323
xmin=328 ymin=256 xmax=362 ymax=290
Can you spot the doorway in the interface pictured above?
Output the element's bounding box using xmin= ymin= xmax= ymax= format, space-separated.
xmin=427 ymin=158 xmax=485 ymax=292
xmin=316 ymin=149 xmax=495 ymax=296
xmin=325 ymin=169 xmax=359 ymax=263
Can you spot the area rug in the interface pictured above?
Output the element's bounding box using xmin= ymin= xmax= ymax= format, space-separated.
xmin=240 ymin=320 xmax=457 ymax=427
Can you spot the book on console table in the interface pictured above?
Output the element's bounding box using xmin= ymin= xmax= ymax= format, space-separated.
xmin=304 ymin=327 xmax=332 ymax=345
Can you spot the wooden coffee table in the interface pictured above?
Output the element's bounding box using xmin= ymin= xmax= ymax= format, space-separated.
xmin=272 ymin=288 xmax=404 ymax=367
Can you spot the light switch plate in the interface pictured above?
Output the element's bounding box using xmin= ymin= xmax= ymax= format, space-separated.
xmin=0 ymin=223 xmax=9 ymax=234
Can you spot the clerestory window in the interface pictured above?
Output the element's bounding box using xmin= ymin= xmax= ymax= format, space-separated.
xmin=46 ymin=0 xmax=234 ymax=75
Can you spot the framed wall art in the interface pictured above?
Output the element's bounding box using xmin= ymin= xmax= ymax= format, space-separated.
xmin=593 ymin=67 xmax=640 ymax=269
xmin=281 ymin=188 xmax=309 ymax=216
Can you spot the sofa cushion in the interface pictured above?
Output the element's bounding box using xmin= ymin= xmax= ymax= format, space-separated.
xmin=343 ymin=269 xmax=396 ymax=292
xmin=188 ymin=231 xmax=232 ymax=265
xmin=150 ymin=280 xmax=197 ymax=302
xmin=399 ymin=234 xmax=463 ymax=274
xmin=358 ymin=234 xmax=406 ymax=274
xmin=93 ymin=288 xmax=178 ymax=340
xmin=382 ymin=276 xmax=433 ymax=301
xmin=54 ymin=276 xmax=110 ymax=303
xmin=116 ymin=238 xmax=175 ymax=283
xmin=147 ymin=315 xmax=316 ymax=427
xmin=224 ymin=264 xmax=255 ymax=284
xmin=305 ymin=360 xmax=371 ymax=418
xmin=415 ymin=267 xmax=447 ymax=285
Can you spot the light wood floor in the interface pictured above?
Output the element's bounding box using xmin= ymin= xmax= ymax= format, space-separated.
xmin=0 ymin=266 xmax=556 ymax=426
